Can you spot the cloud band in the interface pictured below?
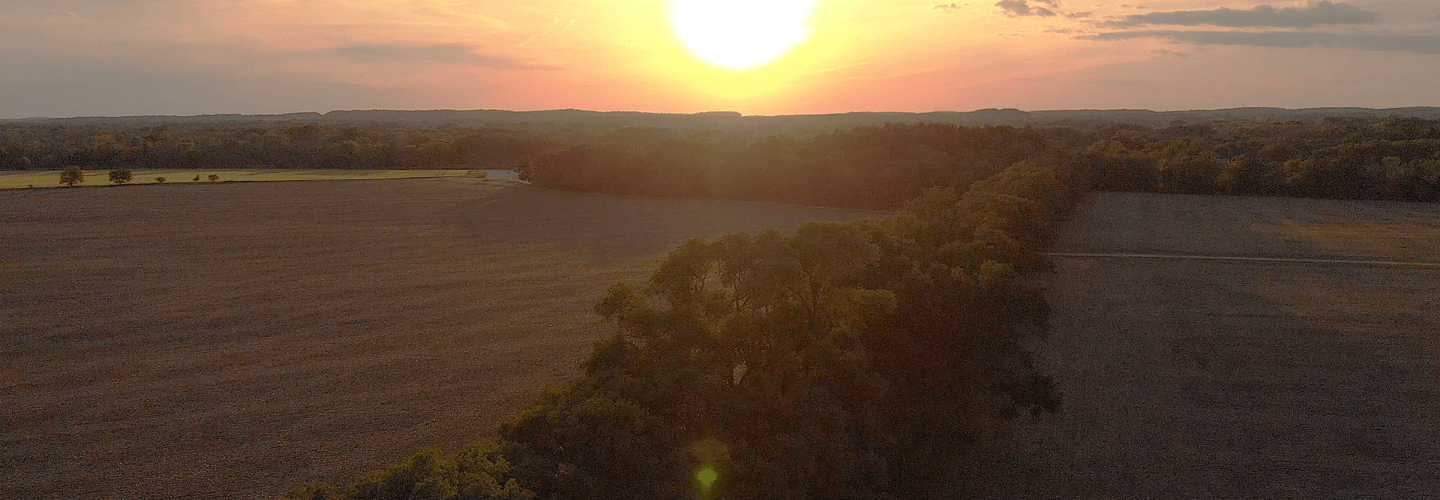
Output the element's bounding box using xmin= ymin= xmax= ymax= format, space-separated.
xmin=1081 ymin=30 xmax=1440 ymax=56
xmin=1103 ymin=1 xmax=1376 ymax=28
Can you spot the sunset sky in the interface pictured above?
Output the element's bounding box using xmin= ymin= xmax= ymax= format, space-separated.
xmin=2 ymin=0 xmax=1438 ymax=118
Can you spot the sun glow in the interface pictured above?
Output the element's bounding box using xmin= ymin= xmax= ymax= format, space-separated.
xmin=669 ymin=0 xmax=817 ymax=71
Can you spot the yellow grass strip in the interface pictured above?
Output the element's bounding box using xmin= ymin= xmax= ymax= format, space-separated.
xmin=0 ymin=169 xmax=489 ymax=189
xmin=1270 ymin=218 xmax=1440 ymax=261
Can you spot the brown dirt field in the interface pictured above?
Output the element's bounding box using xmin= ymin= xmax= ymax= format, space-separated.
xmin=963 ymin=192 xmax=1440 ymax=499
xmin=0 ymin=179 xmax=877 ymax=500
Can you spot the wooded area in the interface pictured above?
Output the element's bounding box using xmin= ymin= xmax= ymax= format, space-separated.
xmin=1088 ymin=117 xmax=1440 ymax=201
xmin=7 ymin=116 xmax=1437 ymax=204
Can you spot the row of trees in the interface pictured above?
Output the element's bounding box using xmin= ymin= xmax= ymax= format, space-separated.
xmin=280 ymin=154 xmax=1087 ymax=500
xmin=54 ymin=167 xmax=218 ymax=187
xmin=58 ymin=167 xmax=130 ymax=186
xmin=1088 ymin=116 xmax=1440 ymax=201
xmin=0 ymin=123 xmax=554 ymax=172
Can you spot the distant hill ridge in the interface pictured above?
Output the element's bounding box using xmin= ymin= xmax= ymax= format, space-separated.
xmin=6 ymin=107 xmax=1440 ymax=128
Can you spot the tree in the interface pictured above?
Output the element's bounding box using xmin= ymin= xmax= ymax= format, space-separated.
xmin=155 ymin=177 xmax=167 ymax=184
xmin=504 ymin=225 xmax=899 ymax=500
xmin=278 ymin=442 xmax=534 ymax=500
xmin=502 ymin=211 xmax=1064 ymax=499
xmin=109 ymin=167 xmax=133 ymax=185
xmin=208 ymin=174 xmax=219 ymax=183
xmin=59 ymin=167 xmax=84 ymax=187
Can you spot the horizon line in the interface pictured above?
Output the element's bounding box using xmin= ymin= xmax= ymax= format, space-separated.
xmin=5 ymin=105 xmax=1440 ymax=122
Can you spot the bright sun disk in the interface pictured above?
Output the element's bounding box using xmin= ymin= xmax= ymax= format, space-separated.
xmin=670 ymin=0 xmax=817 ymax=71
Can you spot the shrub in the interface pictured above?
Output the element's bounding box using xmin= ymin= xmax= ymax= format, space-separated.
xmin=193 ymin=174 xmax=201 ymax=182
xmin=208 ymin=174 xmax=220 ymax=183
xmin=156 ymin=177 xmax=167 ymax=184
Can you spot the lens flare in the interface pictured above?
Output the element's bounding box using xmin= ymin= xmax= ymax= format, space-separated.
xmin=697 ymin=466 xmax=718 ymax=488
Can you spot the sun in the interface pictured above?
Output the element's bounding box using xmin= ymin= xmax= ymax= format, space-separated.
xmin=669 ymin=0 xmax=818 ymax=71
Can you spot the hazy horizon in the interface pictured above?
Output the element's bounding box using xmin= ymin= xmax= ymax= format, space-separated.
xmin=4 ymin=0 xmax=1439 ymax=119
xmin=10 ymin=104 xmax=1440 ymax=122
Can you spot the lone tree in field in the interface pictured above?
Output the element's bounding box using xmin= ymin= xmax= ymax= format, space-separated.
xmin=59 ymin=167 xmax=85 ymax=187
xmin=208 ymin=174 xmax=219 ymax=183
xmin=109 ymin=168 xmax=133 ymax=185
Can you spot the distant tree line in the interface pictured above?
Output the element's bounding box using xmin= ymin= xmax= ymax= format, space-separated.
xmin=0 ymin=123 xmax=555 ymax=172
xmin=1087 ymin=116 xmax=1440 ymax=202
xmin=279 ymin=155 xmax=1086 ymax=500
xmin=8 ymin=116 xmax=1438 ymax=204
xmin=524 ymin=123 xmax=1083 ymax=210
xmin=524 ymin=117 xmax=1440 ymax=207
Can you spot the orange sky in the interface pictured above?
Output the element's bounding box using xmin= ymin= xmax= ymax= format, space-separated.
xmin=1 ymin=0 xmax=1438 ymax=118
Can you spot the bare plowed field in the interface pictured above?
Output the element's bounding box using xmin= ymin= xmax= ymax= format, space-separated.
xmin=0 ymin=180 xmax=877 ymax=499
xmin=965 ymin=192 xmax=1440 ymax=499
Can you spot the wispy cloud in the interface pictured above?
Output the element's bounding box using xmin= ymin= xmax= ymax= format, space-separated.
xmin=996 ymin=0 xmax=1057 ymax=17
xmin=1102 ymin=1 xmax=1376 ymax=29
xmin=518 ymin=17 xmax=575 ymax=48
xmin=1081 ymin=30 xmax=1440 ymax=56
xmin=325 ymin=43 xmax=557 ymax=70
xmin=1150 ymin=49 xmax=1190 ymax=58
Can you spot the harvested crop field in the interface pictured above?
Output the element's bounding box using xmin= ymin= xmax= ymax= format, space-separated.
xmin=964 ymin=192 xmax=1440 ymax=499
xmin=0 ymin=179 xmax=879 ymax=499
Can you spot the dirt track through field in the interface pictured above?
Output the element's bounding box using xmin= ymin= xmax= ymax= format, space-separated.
xmin=963 ymin=192 xmax=1440 ymax=499
xmin=0 ymin=179 xmax=877 ymax=500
